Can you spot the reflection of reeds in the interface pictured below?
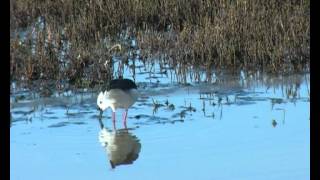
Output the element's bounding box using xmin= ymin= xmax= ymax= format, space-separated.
xmin=151 ymin=98 xmax=163 ymax=114
xmin=304 ymin=74 xmax=310 ymax=99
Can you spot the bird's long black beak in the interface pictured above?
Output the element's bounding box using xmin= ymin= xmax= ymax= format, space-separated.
xmin=110 ymin=160 xmax=115 ymax=169
xmin=97 ymin=106 xmax=103 ymax=116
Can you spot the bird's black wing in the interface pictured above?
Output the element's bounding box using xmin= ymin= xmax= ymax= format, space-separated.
xmin=107 ymin=79 xmax=137 ymax=91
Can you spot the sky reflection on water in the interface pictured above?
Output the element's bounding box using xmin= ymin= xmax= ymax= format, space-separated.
xmin=10 ymin=73 xmax=309 ymax=180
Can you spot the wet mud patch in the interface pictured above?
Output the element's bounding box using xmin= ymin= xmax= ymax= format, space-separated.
xmin=11 ymin=109 xmax=35 ymax=115
xmin=132 ymin=114 xmax=186 ymax=126
xmin=42 ymin=116 xmax=60 ymax=120
xmin=48 ymin=121 xmax=87 ymax=128
xmin=133 ymin=114 xmax=150 ymax=119
xmin=66 ymin=110 xmax=95 ymax=117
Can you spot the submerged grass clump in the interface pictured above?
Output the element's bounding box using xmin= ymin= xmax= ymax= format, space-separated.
xmin=10 ymin=0 xmax=309 ymax=90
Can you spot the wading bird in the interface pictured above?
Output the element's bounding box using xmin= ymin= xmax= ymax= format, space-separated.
xmin=97 ymin=78 xmax=138 ymax=128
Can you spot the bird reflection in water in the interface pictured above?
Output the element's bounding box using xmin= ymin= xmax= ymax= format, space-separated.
xmin=97 ymin=117 xmax=141 ymax=169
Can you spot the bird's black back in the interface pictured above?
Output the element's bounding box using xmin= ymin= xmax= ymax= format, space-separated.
xmin=107 ymin=78 xmax=137 ymax=91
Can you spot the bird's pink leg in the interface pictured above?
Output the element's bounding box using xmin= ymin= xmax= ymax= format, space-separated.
xmin=112 ymin=111 xmax=116 ymax=130
xmin=123 ymin=109 xmax=128 ymax=129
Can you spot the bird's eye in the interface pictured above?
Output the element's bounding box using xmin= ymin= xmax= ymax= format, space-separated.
xmin=100 ymin=101 xmax=102 ymax=104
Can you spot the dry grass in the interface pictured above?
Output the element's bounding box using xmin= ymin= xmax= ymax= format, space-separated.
xmin=10 ymin=0 xmax=310 ymax=89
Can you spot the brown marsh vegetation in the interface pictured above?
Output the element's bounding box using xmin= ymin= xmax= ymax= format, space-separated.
xmin=10 ymin=0 xmax=309 ymax=90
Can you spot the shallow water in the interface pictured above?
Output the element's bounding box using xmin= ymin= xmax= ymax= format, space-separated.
xmin=10 ymin=70 xmax=310 ymax=180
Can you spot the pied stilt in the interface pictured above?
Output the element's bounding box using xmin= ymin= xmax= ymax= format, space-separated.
xmin=97 ymin=78 xmax=139 ymax=128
